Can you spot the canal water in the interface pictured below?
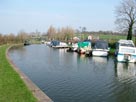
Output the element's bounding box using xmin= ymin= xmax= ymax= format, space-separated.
xmin=9 ymin=44 xmax=136 ymax=102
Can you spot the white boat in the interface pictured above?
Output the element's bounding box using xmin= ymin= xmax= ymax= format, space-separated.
xmin=57 ymin=42 xmax=68 ymax=48
xmin=49 ymin=40 xmax=68 ymax=48
xmin=67 ymin=43 xmax=78 ymax=52
xmin=72 ymin=43 xmax=78 ymax=51
xmin=115 ymin=39 xmax=136 ymax=62
xmin=45 ymin=41 xmax=51 ymax=46
xmin=92 ymin=40 xmax=109 ymax=57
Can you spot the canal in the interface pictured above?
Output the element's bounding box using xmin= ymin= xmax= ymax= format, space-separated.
xmin=9 ymin=44 xmax=136 ymax=102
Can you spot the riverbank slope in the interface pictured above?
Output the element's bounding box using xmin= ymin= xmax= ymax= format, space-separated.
xmin=0 ymin=45 xmax=37 ymax=102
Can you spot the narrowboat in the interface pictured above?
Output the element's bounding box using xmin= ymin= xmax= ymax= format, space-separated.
xmin=50 ymin=40 xmax=68 ymax=48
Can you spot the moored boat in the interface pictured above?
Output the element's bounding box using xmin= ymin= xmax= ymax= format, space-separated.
xmin=77 ymin=40 xmax=92 ymax=54
xmin=54 ymin=42 xmax=68 ymax=48
xmin=115 ymin=39 xmax=136 ymax=63
xmin=45 ymin=41 xmax=51 ymax=46
xmin=48 ymin=40 xmax=68 ymax=48
xmin=92 ymin=40 xmax=109 ymax=57
xmin=24 ymin=40 xmax=31 ymax=46
xmin=67 ymin=43 xmax=78 ymax=52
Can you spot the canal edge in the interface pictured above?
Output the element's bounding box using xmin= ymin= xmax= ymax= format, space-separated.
xmin=6 ymin=45 xmax=53 ymax=102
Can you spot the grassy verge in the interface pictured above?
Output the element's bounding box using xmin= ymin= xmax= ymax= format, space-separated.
xmin=0 ymin=45 xmax=37 ymax=102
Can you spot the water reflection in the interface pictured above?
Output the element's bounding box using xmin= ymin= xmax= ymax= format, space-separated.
xmin=114 ymin=62 xmax=136 ymax=102
xmin=92 ymin=57 xmax=108 ymax=63
xmin=115 ymin=62 xmax=136 ymax=78
xmin=9 ymin=46 xmax=27 ymax=55
xmin=77 ymin=54 xmax=87 ymax=62
xmin=58 ymin=48 xmax=67 ymax=55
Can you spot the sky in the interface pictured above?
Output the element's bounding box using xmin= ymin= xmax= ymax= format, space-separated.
xmin=0 ymin=0 xmax=120 ymax=34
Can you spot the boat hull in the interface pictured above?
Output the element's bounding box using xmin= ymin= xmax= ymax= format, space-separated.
xmin=92 ymin=50 xmax=108 ymax=57
xmin=117 ymin=53 xmax=136 ymax=63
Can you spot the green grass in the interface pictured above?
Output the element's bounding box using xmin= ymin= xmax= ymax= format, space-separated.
xmin=109 ymin=48 xmax=115 ymax=55
xmin=99 ymin=34 xmax=136 ymax=43
xmin=0 ymin=45 xmax=37 ymax=102
xmin=99 ymin=34 xmax=126 ymax=40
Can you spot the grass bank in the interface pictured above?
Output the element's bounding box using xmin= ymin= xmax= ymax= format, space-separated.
xmin=0 ymin=45 xmax=37 ymax=102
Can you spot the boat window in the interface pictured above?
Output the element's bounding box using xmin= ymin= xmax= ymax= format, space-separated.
xmin=120 ymin=43 xmax=134 ymax=47
xmin=120 ymin=48 xmax=135 ymax=53
xmin=94 ymin=41 xmax=108 ymax=49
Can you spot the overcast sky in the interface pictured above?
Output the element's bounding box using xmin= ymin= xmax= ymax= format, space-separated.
xmin=0 ymin=0 xmax=120 ymax=34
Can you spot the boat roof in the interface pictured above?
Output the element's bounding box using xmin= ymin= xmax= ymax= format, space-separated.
xmin=94 ymin=40 xmax=108 ymax=49
xmin=95 ymin=40 xmax=108 ymax=43
xmin=118 ymin=39 xmax=135 ymax=47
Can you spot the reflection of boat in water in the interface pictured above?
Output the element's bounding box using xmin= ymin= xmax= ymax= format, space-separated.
xmin=115 ymin=62 xmax=136 ymax=78
xmin=92 ymin=57 xmax=108 ymax=63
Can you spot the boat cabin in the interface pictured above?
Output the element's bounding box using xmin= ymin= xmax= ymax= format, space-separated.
xmin=115 ymin=39 xmax=136 ymax=62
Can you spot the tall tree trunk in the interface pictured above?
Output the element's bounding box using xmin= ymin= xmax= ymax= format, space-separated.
xmin=127 ymin=24 xmax=133 ymax=40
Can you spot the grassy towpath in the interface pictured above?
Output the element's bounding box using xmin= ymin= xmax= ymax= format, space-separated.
xmin=0 ymin=45 xmax=37 ymax=102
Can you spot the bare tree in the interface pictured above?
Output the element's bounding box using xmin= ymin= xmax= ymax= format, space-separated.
xmin=47 ymin=25 xmax=57 ymax=40
xmin=82 ymin=27 xmax=87 ymax=33
xmin=115 ymin=0 xmax=136 ymax=40
xmin=17 ymin=30 xmax=29 ymax=43
xmin=58 ymin=26 xmax=75 ymax=41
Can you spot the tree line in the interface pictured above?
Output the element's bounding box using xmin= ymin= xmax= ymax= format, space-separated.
xmin=0 ymin=31 xmax=31 ymax=45
xmin=46 ymin=26 xmax=75 ymax=41
xmin=0 ymin=26 xmax=76 ymax=45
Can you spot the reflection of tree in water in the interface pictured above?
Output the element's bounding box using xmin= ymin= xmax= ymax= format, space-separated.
xmin=9 ymin=45 xmax=27 ymax=55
